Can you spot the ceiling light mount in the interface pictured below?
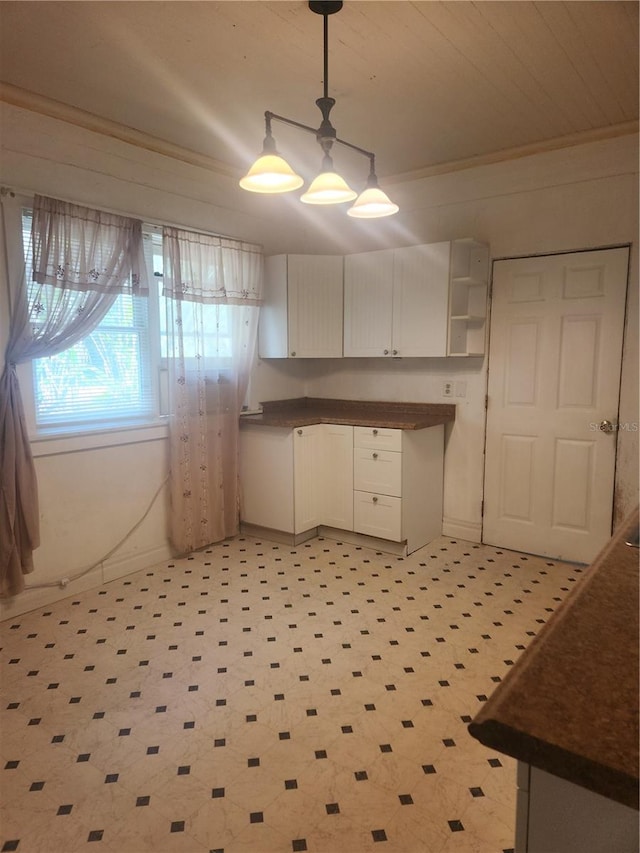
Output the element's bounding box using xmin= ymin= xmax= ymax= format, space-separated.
xmin=240 ymin=0 xmax=398 ymax=218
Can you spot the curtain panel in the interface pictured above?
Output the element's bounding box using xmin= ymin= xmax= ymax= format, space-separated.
xmin=0 ymin=195 xmax=147 ymax=597
xmin=162 ymin=226 xmax=263 ymax=553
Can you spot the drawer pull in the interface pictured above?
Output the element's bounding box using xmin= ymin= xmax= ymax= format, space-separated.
xmin=297 ymin=429 xmax=303 ymax=435
xmin=372 ymin=496 xmax=378 ymax=503
xmin=372 ymin=429 xmax=378 ymax=435
xmin=372 ymin=452 xmax=378 ymax=459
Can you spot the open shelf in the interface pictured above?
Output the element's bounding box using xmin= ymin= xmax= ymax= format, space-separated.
xmin=447 ymin=240 xmax=489 ymax=357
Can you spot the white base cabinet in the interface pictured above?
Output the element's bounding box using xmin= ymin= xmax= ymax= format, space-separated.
xmin=352 ymin=426 xmax=444 ymax=553
xmin=240 ymin=422 xmax=444 ymax=554
xmin=239 ymin=423 xmax=353 ymax=537
xmin=516 ymin=763 xmax=639 ymax=853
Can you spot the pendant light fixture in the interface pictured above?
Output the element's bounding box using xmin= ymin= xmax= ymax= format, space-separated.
xmin=240 ymin=1 xmax=398 ymax=218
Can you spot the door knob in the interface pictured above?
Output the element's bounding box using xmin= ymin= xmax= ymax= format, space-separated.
xmin=599 ymin=420 xmax=617 ymax=433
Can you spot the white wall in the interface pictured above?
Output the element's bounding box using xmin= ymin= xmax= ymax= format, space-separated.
xmin=1 ymin=101 xmax=637 ymax=616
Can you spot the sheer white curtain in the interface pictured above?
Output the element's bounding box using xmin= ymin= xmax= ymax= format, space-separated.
xmin=162 ymin=226 xmax=262 ymax=553
xmin=0 ymin=195 xmax=147 ymax=597
xmin=163 ymin=228 xmax=263 ymax=553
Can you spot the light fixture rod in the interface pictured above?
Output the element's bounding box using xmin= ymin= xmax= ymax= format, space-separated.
xmin=323 ymin=9 xmax=329 ymax=100
xmin=265 ymin=111 xmax=376 ymax=165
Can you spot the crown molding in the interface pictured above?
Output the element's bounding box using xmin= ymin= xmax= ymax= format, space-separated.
xmin=2 ymin=81 xmax=637 ymax=186
xmin=389 ymin=121 xmax=639 ymax=185
xmin=0 ymin=81 xmax=238 ymax=179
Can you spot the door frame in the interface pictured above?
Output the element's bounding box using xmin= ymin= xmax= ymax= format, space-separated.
xmin=480 ymin=242 xmax=632 ymax=552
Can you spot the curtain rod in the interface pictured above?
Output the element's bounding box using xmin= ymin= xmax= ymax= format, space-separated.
xmin=0 ymin=184 xmax=263 ymax=249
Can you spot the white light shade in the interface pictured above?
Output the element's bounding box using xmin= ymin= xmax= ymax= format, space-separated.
xmin=347 ymin=186 xmax=399 ymax=218
xmin=300 ymin=171 xmax=357 ymax=204
xmin=240 ymin=153 xmax=304 ymax=193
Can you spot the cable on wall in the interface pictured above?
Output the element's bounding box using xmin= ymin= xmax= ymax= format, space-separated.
xmin=22 ymin=475 xmax=169 ymax=592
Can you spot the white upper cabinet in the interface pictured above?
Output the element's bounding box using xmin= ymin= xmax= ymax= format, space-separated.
xmin=344 ymin=242 xmax=454 ymax=358
xmin=258 ymin=254 xmax=344 ymax=358
xmin=260 ymin=240 xmax=489 ymax=360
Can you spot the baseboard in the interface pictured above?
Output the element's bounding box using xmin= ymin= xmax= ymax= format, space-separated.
xmin=1 ymin=543 xmax=173 ymax=621
xmin=102 ymin=543 xmax=173 ymax=583
xmin=0 ymin=565 xmax=104 ymax=620
xmin=318 ymin=526 xmax=408 ymax=556
xmin=442 ymin=516 xmax=482 ymax=543
xmin=239 ymin=523 xmax=318 ymax=546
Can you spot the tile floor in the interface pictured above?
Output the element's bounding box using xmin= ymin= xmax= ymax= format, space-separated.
xmin=0 ymin=534 xmax=583 ymax=853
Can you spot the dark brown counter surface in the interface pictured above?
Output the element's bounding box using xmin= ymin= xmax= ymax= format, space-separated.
xmin=469 ymin=507 xmax=639 ymax=809
xmin=240 ymin=397 xmax=456 ymax=430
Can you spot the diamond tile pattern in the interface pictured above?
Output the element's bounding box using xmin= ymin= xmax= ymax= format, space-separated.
xmin=0 ymin=535 xmax=581 ymax=852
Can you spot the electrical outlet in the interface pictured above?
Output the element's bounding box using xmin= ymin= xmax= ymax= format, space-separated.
xmin=442 ymin=381 xmax=453 ymax=397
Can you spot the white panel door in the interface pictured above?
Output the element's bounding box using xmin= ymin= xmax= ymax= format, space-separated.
xmin=344 ymin=250 xmax=394 ymax=357
xmin=392 ymin=242 xmax=450 ymax=357
xmin=483 ymin=247 xmax=629 ymax=562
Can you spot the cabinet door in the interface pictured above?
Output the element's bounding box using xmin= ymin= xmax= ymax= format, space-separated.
xmin=288 ymin=255 xmax=343 ymax=358
xmin=293 ymin=425 xmax=322 ymax=533
xmin=344 ymin=250 xmax=394 ymax=357
xmin=259 ymin=255 xmax=289 ymax=358
xmin=392 ymin=243 xmax=450 ymax=357
xmin=239 ymin=425 xmax=294 ymax=532
xmin=321 ymin=424 xmax=354 ymax=530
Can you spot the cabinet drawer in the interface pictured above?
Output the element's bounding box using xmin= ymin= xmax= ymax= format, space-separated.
xmin=353 ymin=426 xmax=402 ymax=452
xmin=354 ymin=491 xmax=402 ymax=541
xmin=354 ymin=448 xmax=401 ymax=497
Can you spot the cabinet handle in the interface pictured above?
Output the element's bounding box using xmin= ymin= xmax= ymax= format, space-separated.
xmin=383 ymin=349 xmax=389 ymax=355
xmin=372 ymin=496 xmax=378 ymax=503
xmin=297 ymin=429 xmax=303 ymax=435
xmin=372 ymin=452 xmax=378 ymax=459
xmin=291 ymin=351 xmax=296 ymax=357
xmin=392 ymin=349 xmax=398 ymax=356
xmin=372 ymin=429 xmax=378 ymax=435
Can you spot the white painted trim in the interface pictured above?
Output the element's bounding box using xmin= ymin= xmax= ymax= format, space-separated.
xmin=0 ymin=82 xmax=237 ymax=179
xmin=0 ymin=566 xmax=104 ymax=620
xmin=0 ymin=543 xmax=173 ymax=620
xmin=101 ymin=543 xmax=173 ymax=584
xmin=30 ymin=422 xmax=169 ymax=458
xmin=442 ymin=516 xmax=482 ymax=543
xmin=2 ymin=81 xmax=637 ymax=186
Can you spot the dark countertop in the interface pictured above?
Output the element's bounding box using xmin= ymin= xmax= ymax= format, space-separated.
xmin=240 ymin=397 xmax=456 ymax=430
xmin=469 ymin=508 xmax=639 ymax=809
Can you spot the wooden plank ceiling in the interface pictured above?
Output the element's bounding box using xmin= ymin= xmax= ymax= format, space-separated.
xmin=0 ymin=1 xmax=637 ymax=182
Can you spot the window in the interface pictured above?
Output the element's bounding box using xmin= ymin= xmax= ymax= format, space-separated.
xmin=17 ymin=208 xmax=252 ymax=438
xmin=21 ymin=209 xmax=159 ymax=433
